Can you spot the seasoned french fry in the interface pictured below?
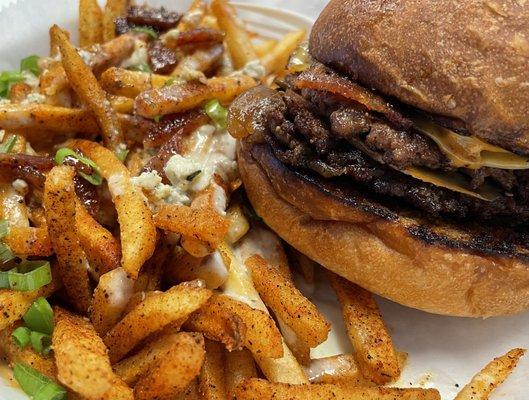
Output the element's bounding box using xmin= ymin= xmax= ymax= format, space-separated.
xmin=225 ymin=203 xmax=250 ymax=244
xmin=5 ymin=226 xmax=53 ymax=257
xmin=198 ymin=339 xmax=227 ymax=400
xmin=221 ymin=242 xmax=308 ymax=384
xmin=135 ymin=75 xmax=256 ymax=118
xmin=134 ymin=333 xmax=206 ymax=400
xmin=75 ymin=200 xmax=121 ymax=277
xmin=109 ymin=95 xmax=134 ymax=114
xmin=43 ymin=165 xmax=92 ymax=314
xmin=175 ymin=380 xmax=201 ymax=400
xmin=261 ymin=30 xmax=306 ymax=75
xmin=50 ymin=26 xmax=69 ymax=57
xmin=114 ymin=333 xmax=186 ymax=385
xmin=231 ymin=378 xmax=441 ymax=400
xmin=247 ymin=254 xmax=330 ymax=348
xmin=103 ymin=0 xmax=128 ymax=41
xmin=171 ymin=43 xmax=224 ymax=78
xmin=165 ymin=249 xmax=228 ymax=289
xmin=225 ymin=349 xmax=257 ymax=396
xmin=184 ymin=294 xmax=246 ymax=351
xmin=253 ymin=39 xmax=277 ymax=58
xmin=53 ymin=307 xmax=133 ymax=400
xmin=79 ymin=0 xmax=104 ymax=47
xmin=177 ymin=0 xmax=207 ymax=32
xmin=210 ymin=0 xmax=257 ymax=69
xmin=0 ymin=323 xmax=57 ymax=380
xmin=327 ymin=272 xmax=400 ymax=385
xmin=0 ymin=183 xmax=29 ymax=226
xmin=51 ymin=25 xmax=124 ymax=151
xmin=455 ymin=348 xmax=526 ymax=400
xmin=100 ymin=67 xmax=172 ymax=98
xmin=204 ymin=294 xmax=282 ymax=358
xmin=68 ymin=140 xmax=156 ymax=279
xmin=0 ymin=275 xmax=59 ymax=331
xmin=134 ymin=235 xmax=174 ymax=292
xmin=90 ymin=267 xmax=134 ymax=336
xmin=104 ymin=281 xmax=212 ymax=363
xmin=304 ymin=354 xmax=369 ymax=386
xmin=276 ymin=317 xmax=311 ymax=366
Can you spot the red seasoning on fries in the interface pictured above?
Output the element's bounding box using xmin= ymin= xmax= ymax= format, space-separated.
xmin=0 ymin=1 xmax=526 ymax=400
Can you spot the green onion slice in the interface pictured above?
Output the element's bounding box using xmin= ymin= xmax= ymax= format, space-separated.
xmin=131 ymin=26 xmax=158 ymax=39
xmin=30 ymin=331 xmax=52 ymax=355
xmin=13 ymin=363 xmax=66 ymax=400
xmin=186 ymin=170 xmax=202 ymax=181
xmin=23 ymin=296 xmax=54 ymax=335
xmin=204 ymin=99 xmax=228 ymax=130
xmin=0 ymin=242 xmax=14 ymax=263
xmin=0 ymin=135 xmax=18 ymax=153
xmin=20 ymin=55 xmax=40 ymax=76
xmin=116 ymin=147 xmax=129 ymax=162
xmin=0 ymin=261 xmax=52 ymax=292
xmin=55 ymin=148 xmax=103 ymax=185
xmin=12 ymin=326 xmax=31 ymax=348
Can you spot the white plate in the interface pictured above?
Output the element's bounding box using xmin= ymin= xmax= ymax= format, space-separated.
xmin=0 ymin=1 xmax=527 ymax=399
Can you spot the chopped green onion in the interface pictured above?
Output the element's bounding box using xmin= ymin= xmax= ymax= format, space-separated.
xmin=30 ymin=331 xmax=52 ymax=355
xmin=116 ymin=147 xmax=129 ymax=162
xmin=186 ymin=170 xmax=202 ymax=181
xmin=0 ymin=242 xmax=14 ymax=263
xmin=131 ymin=26 xmax=158 ymax=39
xmin=13 ymin=363 xmax=66 ymax=400
xmin=153 ymin=115 xmax=162 ymax=123
xmin=1 ymin=262 xmax=52 ymax=292
xmin=204 ymin=99 xmax=228 ymax=130
xmin=12 ymin=326 xmax=31 ymax=348
xmin=128 ymin=63 xmax=152 ymax=73
xmin=163 ymin=78 xmax=175 ymax=87
xmin=0 ymin=71 xmax=24 ymax=98
xmin=55 ymin=148 xmax=103 ymax=185
xmin=0 ymin=135 xmax=18 ymax=153
xmin=20 ymin=55 xmax=40 ymax=76
xmin=23 ymin=296 xmax=54 ymax=335
xmin=0 ymin=219 xmax=9 ymax=238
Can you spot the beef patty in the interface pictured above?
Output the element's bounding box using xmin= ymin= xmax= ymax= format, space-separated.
xmin=256 ymin=87 xmax=529 ymax=227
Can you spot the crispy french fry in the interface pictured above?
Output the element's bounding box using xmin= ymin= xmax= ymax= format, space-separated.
xmin=0 ymin=183 xmax=29 ymax=226
xmin=231 ymin=378 xmax=441 ymax=400
xmin=253 ymin=39 xmax=277 ymax=58
xmin=276 ymin=317 xmax=311 ymax=366
xmin=134 ymin=236 xmax=173 ymax=292
xmin=260 ymin=30 xmax=306 ymax=75
xmin=198 ymin=339 xmax=227 ymax=400
xmin=68 ymin=140 xmax=156 ymax=279
xmin=43 ymin=165 xmax=92 ymax=314
xmin=100 ymin=67 xmax=172 ymax=98
xmin=181 ymin=235 xmax=215 ymax=258
xmin=104 ymin=281 xmax=212 ymax=363
xmin=134 ymin=333 xmax=206 ymax=400
xmin=328 ymin=272 xmax=400 ymax=385
xmin=177 ymin=0 xmax=207 ymax=32
xmin=221 ymin=242 xmax=308 ymax=384
xmin=184 ymin=294 xmax=246 ymax=352
xmin=247 ymin=254 xmax=330 ymax=348
xmin=75 ymin=200 xmax=121 ymax=277
xmin=135 ymin=75 xmax=256 ymax=118
xmin=103 ymin=0 xmax=128 ymax=41
xmin=51 ymin=25 xmax=124 ymax=151
xmin=90 ymin=267 xmax=134 ymax=336
xmin=114 ymin=333 xmax=187 ymax=385
xmin=50 ymin=27 xmax=69 ymax=57
xmin=206 ymin=294 xmax=282 ymax=359
xmin=225 ymin=203 xmax=250 ymax=244
xmin=79 ymin=0 xmax=104 ymax=47
xmin=109 ymin=95 xmax=134 ymax=114
xmin=0 ymin=323 xmax=57 ymax=380
xmin=165 ymin=249 xmax=229 ymax=289
xmin=4 ymin=226 xmax=53 ymax=257
xmin=225 ymin=349 xmax=257 ymax=396
xmin=455 ymin=348 xmax=526 ymax=400
xmin=210 ymin=0 xmax=257 ymax=69
xmin=53 ymin=307 xmax=133 ymax=400
xmin=175 ymin=380 xmax=201 ymax=400
xmin=0 ymin=275 xmax=59 ymax=331
xmin=304 ymin=354 xmax=369 ymax=386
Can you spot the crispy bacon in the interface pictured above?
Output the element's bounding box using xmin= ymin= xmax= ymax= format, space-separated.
xmin=0 ymin=154 xmax=54 ymax=189
xmin=163 ymin=28 xmax=225 ymax=48
xmin=295 ymin=63 xmax=412 ymax=129
xmin=115 ymin=6 xmax=182 ymax=35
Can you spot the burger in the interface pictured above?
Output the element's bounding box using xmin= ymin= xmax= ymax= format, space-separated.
xmin=227 ymin=0 xmax=529 ymax=317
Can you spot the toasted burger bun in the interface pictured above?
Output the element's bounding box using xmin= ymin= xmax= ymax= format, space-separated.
xmin=310 ymin=0 xmax=529 ymax=154
xmin=238 ymin=142 xmax=529 ymax=317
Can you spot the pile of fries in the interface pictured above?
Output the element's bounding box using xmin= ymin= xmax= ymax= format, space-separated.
xmin=0 ymin=0 xmax=525 ymax=399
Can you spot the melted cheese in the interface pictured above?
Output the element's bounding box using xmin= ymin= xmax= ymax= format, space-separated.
xmin=413 ymin=116 xmax=529 ymax=170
